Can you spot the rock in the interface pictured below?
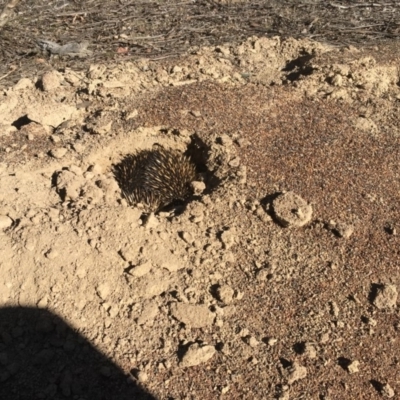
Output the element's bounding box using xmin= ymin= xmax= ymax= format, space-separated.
xmin=97 ymin=283 xmax=110 ymax=300
xmin=73 ymin=143 xmax=85 ymax=153
xmin=144 ymin=213 xmax=158 ymax=229
xmin=272 ymin=191 xmax=312 ymax=228
xmin=131 ymin=261 xmax=152 ymax=277
xmin=267 ymin=338 xmax=278 ymax=347
xmin=347 ymin=360 xmax=359 ymax=374
xmin=180 ymin=343 xmax=216 ymax=367
xmin=246 ymin=336 xmax=259 ymax=348
xmin=332 ymin=221 xmax=354 ymax=239
xmin=191 ymin=181 xmax=206 ymax=195
xmin=45 ymin=249 xmax=58 ymax=259
xmin=215 ymin=284 xmax=234 ymax=304
xmin=330 ymin=301 xmax=339 ymax=317
xmin=381 ymin=383 xmax=395 ymax=398
xmin=151 ymin=249 xmax=184 ymax=272
xmin=190 ymin=110 xmax=201 ymax=117
xmin=137 ymin=302 xmax=159 ymax=325
xmin=181 ymin=231 xmax=193 ymax=244
xmin=56 ymin=170 xmax=86 ymax=201
xmin=14 ymin=78 xmax=34 ymax=90
xmin=304 ymin=343 xmax=317 ymax=359
xmin=169 ymin=303 xmax=214 ymax=328
xmin=287 ymin=362 xmax=307 ymax=384
xmin=50 ymin=147 xmax=68 ymax=159
xmin=27 ymin=103 xmax=77 ymax=128
xmin=40 ymin=71 xmax=62 ymax=91
xmin=136 ymin=370 xmax=148 ymax=383
xmin=0 ymin=215 xmax=13 ymax=230
xmin=372 ymin=284 xmax=398 ymax=310
xmin=220 ymin=228 xmax=236 ymax=249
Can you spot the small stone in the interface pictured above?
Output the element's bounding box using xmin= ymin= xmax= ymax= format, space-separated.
xmin=267 ymin=338 xmax=278 ymax=347
xmin=287 ymin=362 xmax=307 ymax=384
xmin=45 ymin=249 xmax=58 ymax=259
xmin=0 ymin=215 xmax=13 ymax=230
xmin=137 ymin=370 xmax=148 ymax=383
xmin=372 ymin=284 xmax=398 ymax=310
xmin=191 ymin=181 xmax=206 ymax=195
xmin=49 ymin=147 xmax=68 ymax=159
xmin=181 ymin=231 xmax=193 ymax=244
xmin=320 ymin=332 xmax=330 ymax=344
xmin=215 ymin=284 xmax=234 ymax=304
xmin=330 ymin=301 xmax=339 ymax=317
xmin=40 ymin=71 xmax=62 ymax=91
xmin=126 ymin=109 xmax=138 ymax=120
xmin=334 ymin=222 xmax=354 ymax=239
xmin=88 ymin=164 xmax=103 ymax=174
xmin=180 ymin=343 xmax=216 ymax=367
xmin=144 ymin=213 xmax=158 ymax=229
xmin=246 ymin=336 xmax=259 ymax=348
xmin=97 ymin=283 xmax=110 ymax=300
xmin=228 ymin=157 xmax=240 ymax=167
xmin=131 ymin=261 xmax=152 ymax=277
xmin=347 ymin=360 xmax=360 ymax=374
xmin=51 ymin=135 xmax=61 ymax=143
xmin=14 ymin=78 xmax=34 ymax=90
xmin=137 ymin=302 xmax=159 ymax=325
xmin=272 ymin=191 xmax=312 ymax=228
xmin=73 ymin=143 xmax=85 ymax=153
xmin=304 ymin=343 xmax=317 ymax=359
xmin=381 ymin=383 xmax=395 ymax=398
xmin=221 ymin=385 xmax=230 ymax=394
xmin=190 ymin=110 xmax=201 ymax=117
xmin=256 ymin=269 xmax=270 ymax=281
xmin=170 ymin=303 xmax=214 ymax=328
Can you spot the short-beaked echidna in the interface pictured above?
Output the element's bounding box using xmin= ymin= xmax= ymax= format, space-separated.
xmin=113 ymin=146 xmax=196 ymax=212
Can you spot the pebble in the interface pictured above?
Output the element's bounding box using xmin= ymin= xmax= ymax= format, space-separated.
xmin=267 ymin=338 xmax=278 ymax=347
xmin=272 ymin=191 xmax=312 ymax=228
xmin=45 ymin=249 xmax=59 ymax=259
xmin=49 ymin=147 xmax=68 ymax=159
xmin=144 ymin=213 xmax=159 ymax=229
xmin=381 ymin=383 xmax=395 ymax=398
xmin=333 ymin=221 xmax=354 ymax=239
xmin=347 ymin=360 xmax=360 ymax=374
xmin=137 ymin=302 xmax=159 ymax=325
xmin=372 ymin=284 xmax=398 ymax=310
xmin=97 ymin=283 xmax=111 ymax=300
xmin=191 ymin=180 xmax=206 ymax=195
xmin=216 ymin=284 xmax=234 ymax=304
xmin=169 ymin=302 xmax=214 ymax=328
xmin=287 ymin=362 xmax=307 ymax=384
xmin=180 ymin=343 xmax=216 ymax=367
xmin=246 ymin=336 xmax=259 ymax=348
xmin=304 ymin=343 xmax=317 ymax=359
xmin=40 ymin=71 xmax=62 ymax=91
xmin=136 ymin=370 xmax=148 ymax=383
xmin=131 ymin=261 xmax=152 ymax=277
xmin=0 ymin=215 xmax=13 ymax=230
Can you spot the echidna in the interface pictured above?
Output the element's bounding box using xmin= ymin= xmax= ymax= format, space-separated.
xmin=113 ymin=146 xmax=196 ymax=212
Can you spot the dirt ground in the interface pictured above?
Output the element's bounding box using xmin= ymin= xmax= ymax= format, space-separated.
xmin=1 ymin=6 xmax=400 ymax=400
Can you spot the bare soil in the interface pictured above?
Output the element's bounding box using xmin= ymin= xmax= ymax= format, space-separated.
xmin=1 ymin=11 xmax=400 ymax=400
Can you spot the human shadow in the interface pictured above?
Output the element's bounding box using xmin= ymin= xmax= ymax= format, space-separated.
xmin=0 ymin=306 xmax=157 ymax=400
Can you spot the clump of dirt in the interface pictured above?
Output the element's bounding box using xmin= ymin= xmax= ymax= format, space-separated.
xmin=1 ymin=36 xmax=400 ymax=400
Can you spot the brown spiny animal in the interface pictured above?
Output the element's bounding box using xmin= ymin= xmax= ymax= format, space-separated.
xmin=113 ymin=147 xmax=196 ymax=212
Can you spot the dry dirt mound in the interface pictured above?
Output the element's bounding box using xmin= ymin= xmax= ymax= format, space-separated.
xmin=1 ymin=36 xmax=400 ymax=399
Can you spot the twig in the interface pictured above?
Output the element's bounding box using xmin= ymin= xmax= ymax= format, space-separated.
xmin=0 ymin=65 xmax=17 ymax=81
xmin=0 ymin=0 xmax=20 ymax=28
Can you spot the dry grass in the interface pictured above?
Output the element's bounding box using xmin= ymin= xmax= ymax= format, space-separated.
xmin=1 ymin=0 xmax=400 ymax=88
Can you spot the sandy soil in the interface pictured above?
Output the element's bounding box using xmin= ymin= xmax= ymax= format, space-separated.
xmin=1 ymin=36 xmax=400 ymax=400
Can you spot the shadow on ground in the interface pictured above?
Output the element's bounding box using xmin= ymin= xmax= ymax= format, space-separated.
xmin=0 ymin=306 xmax=156 ymax=400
